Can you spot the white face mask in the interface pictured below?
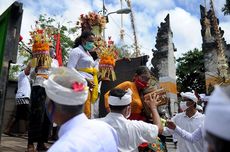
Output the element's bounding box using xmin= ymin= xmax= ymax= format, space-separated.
xmin=180 ymin=101 xmax=188 ymax=111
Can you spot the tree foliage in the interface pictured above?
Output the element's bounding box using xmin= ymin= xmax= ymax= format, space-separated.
xmin=176 ymin=48 xmax=206 ymax=93
xmin=18 ymin=44 xmax=31 ymax=65
xmin=38 ymin=14 xmax=77 ymax=65
xmin=8 ymin=64 xmax=20 ymax=81
xmin=222 ymin=0 xmax=230 ymax=15
xmin=9 ymin=14 xmax=78 ymax=80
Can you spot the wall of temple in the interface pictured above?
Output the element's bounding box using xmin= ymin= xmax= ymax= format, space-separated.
xmin=151 ymin=14 xmax=178 ymax=115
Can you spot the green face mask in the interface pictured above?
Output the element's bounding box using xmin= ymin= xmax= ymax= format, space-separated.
xmin=83 ymin=41 xmax=94 ymax=51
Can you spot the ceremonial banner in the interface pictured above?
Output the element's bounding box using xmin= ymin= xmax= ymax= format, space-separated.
xmin=54 ymin=33 xmax=62 ymax=66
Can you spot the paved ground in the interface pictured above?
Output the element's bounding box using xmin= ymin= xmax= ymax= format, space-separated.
xmin=0 ymin=134 xmax=28 ymax=152
xmin=0 ymin=134 xmax=177 ymax=152
xmin=0 ymin=134 xmax=52 ymax=152
xmin=166 ymin=141 xmax=177 ymax=152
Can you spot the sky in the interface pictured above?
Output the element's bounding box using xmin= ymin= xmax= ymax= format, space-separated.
xmin=0 ymin=0 xmax=230 ymax=64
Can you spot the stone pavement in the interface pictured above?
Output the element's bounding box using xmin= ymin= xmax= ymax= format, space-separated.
xmin=0 ymin=134 xmax=177 ymax=152
xmin=0 ymin=134 xmax=52 ymax=152
xmin=166 ymin=141 xmax=177 ymax=152
xmin=0 ymin=134 xmax=28 ymax=152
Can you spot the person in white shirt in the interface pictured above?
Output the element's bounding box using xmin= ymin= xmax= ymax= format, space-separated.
xmin=163 ymin=91 xmax=205 ymax=152
xmin=4 ymin=63 xmax=31 ymax=136
xmin=43 ymin=67 xmax=118 ymax=152
xmin=100 ymin=88 xmax=163 ymax=152
xmin=204 ymin=85 xmax=230 ymax=152
xmin=50 ymin=47 xmax=59 ymax=68
xmin=49 ymin=46 xmax=59 ymax=141
xmin=166 ymin=120 xmax=204 ymax=143
xmin=27 ymin=51 xmax=57 ymax=151
xmin=196 ymin=105 xmax=203 ymax=113
xmin=67 ymin=31 xmax=98 ymax=118
xmin=166 ymin=120 xmax=207 ymax=151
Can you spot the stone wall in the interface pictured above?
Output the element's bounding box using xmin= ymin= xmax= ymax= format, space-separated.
xmin=200 ymin=5 xmax=230 ymax=93
xmin=2 ymin=81 xmax=17 ymax=131
xmin=151 ymin=14 xmax=178 ymax=115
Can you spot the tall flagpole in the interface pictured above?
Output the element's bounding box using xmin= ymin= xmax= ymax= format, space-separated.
xmin=120 ymin=0 xmax=124 ymax=43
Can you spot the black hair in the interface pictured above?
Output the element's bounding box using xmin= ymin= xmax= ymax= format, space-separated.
xmin=109 ymin=88 xmax=129 ymax=111
xmin=206 ymin=131 xmax=230 ymax=152
xmin=14 ymin=86 xmax=18 ymax=94
xmin=54 ymin=101 xmax=84 ymax=116
xmin=194 ymin=102 xmax=197 ymax=109
xmin=109 ymin=88 xmax=127 ymax=99
xmin=135 ymin=66 xmax=150 ymax=76
xmin=73 ymin=31 xmax=94 ymax=48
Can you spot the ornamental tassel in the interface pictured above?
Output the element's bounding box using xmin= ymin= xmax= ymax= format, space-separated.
xmin=31 ymin=58 xmax=37 ymax=68
xmin=111 ymin=69 xmax=116 ymax=81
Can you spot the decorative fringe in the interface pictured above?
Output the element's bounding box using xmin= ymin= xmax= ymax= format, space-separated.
xmin=36 ymin=73 xmax=49 ymax=79
xmin=31 ymin=54 xmax=52 ymax=69
xmin=112 ymin=70 xmax=116 ymax=81
xmin=99 ymin=64 xmax=116 ymax=81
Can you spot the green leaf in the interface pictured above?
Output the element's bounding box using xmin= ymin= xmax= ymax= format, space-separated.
xmin=176 ymin=48 xmax=206 ymax=93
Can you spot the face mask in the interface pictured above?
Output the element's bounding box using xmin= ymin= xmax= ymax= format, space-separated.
xmin=134 ymin=77 xmax=148 ymax=89
xmin=180 ymin=101 xmax=188 ymax=111
xmin=83 ymin=41 xmax=94 ymax=51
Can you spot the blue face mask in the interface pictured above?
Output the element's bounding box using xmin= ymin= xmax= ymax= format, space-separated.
xmin=83 ymin=41 xmax=94 ymax=51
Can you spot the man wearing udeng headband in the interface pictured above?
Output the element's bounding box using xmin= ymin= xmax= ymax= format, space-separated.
xmin=163 ymin=91 xmax=205 ymax=152
xmin=204 ymin=85 xmax=230 ymax=152
xmin=44 ymin=67 xmax=118 ymax=152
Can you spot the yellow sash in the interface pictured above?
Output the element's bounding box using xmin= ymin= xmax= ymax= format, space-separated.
xmin=78 ymin=68 xmax=98 ymax=103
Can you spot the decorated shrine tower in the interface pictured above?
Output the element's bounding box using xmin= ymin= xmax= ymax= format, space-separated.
xmin=151 ymin=14 xmax=178 ymax=114
xmin=200 ymin=0 xmax=230 ymax=93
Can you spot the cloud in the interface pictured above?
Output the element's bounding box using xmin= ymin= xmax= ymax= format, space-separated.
xmin=220 ymin=22 xmax=230 ymax=43
xmin=0 ymin=1 xmax=37 ymax=43
xmin=103 ymin=0 xmax=177 ymax=61
xmin=0 ymin=0 xmax=229 ymax=64
xmin=0 ymin=0 xmax=15 ymax=14
xmin=155 ymin=7 xmax=202 ymax=58
xmin=20 ymin=7 xmax=37 ymax=43
xmin=62 ymin=0 xmax=92 ymax=23
xmin=133 ymin=0 xmax=175 ymax=14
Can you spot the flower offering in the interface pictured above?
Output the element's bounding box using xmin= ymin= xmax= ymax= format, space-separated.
xmin=77 ymin=12 xmax=106 ymax=34
xmin=29 ymin=21 xmax=52 ymax=69
xmin=94 ymin=36 xmax=118 ymax=81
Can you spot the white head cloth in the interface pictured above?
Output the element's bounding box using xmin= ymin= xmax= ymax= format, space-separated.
xmin=199 ymin=93 xmax=209 ymax=102
xmin=203 ymin=96 xmax=209 ymax=102
xmin=196 ymin=105 xmax=203 ymax=111
xmin=204 ymin=86 xmax=230 ymax=141
xmin=43 ymin=67 xmax=89 ymax=106
xmin=180 ymin=92 xmax=198 ymax=103
xmin=199 ymin=93 xmax=206 ymax=100
xmin=109 ymin=89 xmax=132 ymax=106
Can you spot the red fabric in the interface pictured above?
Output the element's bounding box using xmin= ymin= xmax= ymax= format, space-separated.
xmin=19 ymin=35 xmax=23 ymax=42
xmin=138 ymin=142 xmax=148 ymax=148
xmin=72 ymin=82 xmax=84 ymax=92
xmin=54 ymin=33 xmax=63 ymax=66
